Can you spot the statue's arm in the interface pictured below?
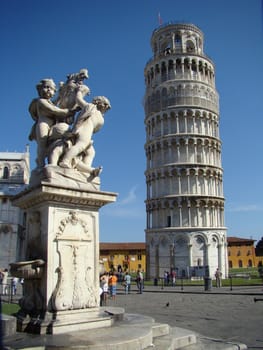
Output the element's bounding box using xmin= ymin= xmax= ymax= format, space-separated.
xmin=75 ymin=89 xmax=88 ymax=109
xmin=38 ymin=98 xmax=71 ymax=119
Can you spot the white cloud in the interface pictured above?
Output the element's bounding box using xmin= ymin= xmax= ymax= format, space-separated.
xmin=120 ymin=185 xmax=138 ymax=205
xmin=101 ymin=185 xmax=144 ymax=218
xmin=227 ymin=204 xmax=263 ymax=212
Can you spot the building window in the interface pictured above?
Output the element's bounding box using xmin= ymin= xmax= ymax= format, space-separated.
xmin=237 ymin=250 xmax=241 ymax=256
xmin=238 ymin=260 xmax=243 ymax=268
xmin=3 ymin=166 xmax=9 ymax=179
xmin=167 ymin=215 xmax=171 ymax=227
xmin=229 ymin=260 xmax=232 ymax=268
xmin=247 ymin=250 xmax=251 ymax=256
xmin=248 ymin=259 xmax=252 ymax=267
xmin=137 ymin=254 xmax=142 ymax=261
xmin=2 ymin=197 xmax=8 ymax=204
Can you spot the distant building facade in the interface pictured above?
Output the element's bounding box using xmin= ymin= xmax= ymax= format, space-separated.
xmin=99 ymin=242 xmax=146 ymax=273
xmin=227 ymin=237 xmax=263 ymax=268
xmin=0 ymin=147 xmax=30 ymax=269
xmin=144 ymin=22 xmax=227 ymax=279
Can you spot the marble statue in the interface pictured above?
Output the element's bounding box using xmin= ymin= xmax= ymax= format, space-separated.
xmin=28 ymin=68 xmax=111 ymax=182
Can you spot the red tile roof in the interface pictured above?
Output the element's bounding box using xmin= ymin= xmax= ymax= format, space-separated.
xmin=227 ymin=236 xmax=255 ymax=243
xmin=100 ymin=242 xmax=146 ymax=250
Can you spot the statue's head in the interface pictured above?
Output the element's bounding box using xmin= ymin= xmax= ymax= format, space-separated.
xmin=36 ymin=79 xmax=57 ymax=99
xmin=92 ymin=96 xmax=111 ymax=112
xmin=78 ymin=84 xmax=91 ymax=97
xmin=78 ymin=68 xmax=89 ymax=80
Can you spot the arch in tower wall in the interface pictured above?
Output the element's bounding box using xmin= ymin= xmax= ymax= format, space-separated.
xmin=145 ymin=57 xmax=215 ymax=89
xmin=145 ymin=84 xmax=218 ymax=115
xmin=146 ymin=230 xmax=227 ymax=279
xmin=145 ymin=109 xmax=220 ymax=139
xmin=145 ymin=166 xmax=223 ymax=198
xmin=145 ymin=137 xmax=222 ymax=168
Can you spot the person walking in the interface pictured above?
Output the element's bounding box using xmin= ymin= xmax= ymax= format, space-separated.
xmin=171 ymin=270 xmax=177 ymax=286
xmin=136 ymin=270 xmax=143 ymax=294
xmin=100 ymin=272 xmax=109 ymax=306
xmin=215 ymin=268 xmax=222 ymax=288
xmin=109 ymin=272 xmax=118 ymax=301
xmin=123 ymin=272 xmax=131 ymax=295
xmin=1 ymin=269 xmax=8 ymax=295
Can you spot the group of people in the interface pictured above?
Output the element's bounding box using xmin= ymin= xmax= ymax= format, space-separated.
xmin=0 ymin=268 xmax=21 ymax=296
xmin=100 ymin=271 xmax=118 ymax=306
xmin=99 ymin=269 xmax=144 ymax=305
xmin=163 ymin=270 xmax=177 ymax=286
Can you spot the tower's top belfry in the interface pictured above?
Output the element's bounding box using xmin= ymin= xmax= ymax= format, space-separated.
xmin=151 ymin=22 xmax=204 ymax=57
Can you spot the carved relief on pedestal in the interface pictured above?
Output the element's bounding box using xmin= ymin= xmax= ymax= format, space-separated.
xmin=52 ymin=211 xmax=98 ymax=311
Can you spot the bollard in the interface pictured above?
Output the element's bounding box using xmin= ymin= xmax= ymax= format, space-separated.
xmin=181 ymin=277 xmax=184 ymax=291
xmin=229 ymin=276 xmax=233 ymax=291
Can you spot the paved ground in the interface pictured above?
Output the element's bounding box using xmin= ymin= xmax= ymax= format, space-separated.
xmin=106 ymin=284 xmax=263 ymax=350
xmin=2 ymin=284 xmax=263 ymax=349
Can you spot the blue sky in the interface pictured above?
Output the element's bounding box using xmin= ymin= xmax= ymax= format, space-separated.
xmin=1 ymin=0 xmax=263 ymax=243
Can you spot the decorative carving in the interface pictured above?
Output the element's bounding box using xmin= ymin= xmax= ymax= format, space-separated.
xmin=51 ymin=210 xmax=96 ymax=311
xmin=52 ymin=244 xmax=97 ymax=311
xmin=56 ymin=210 xmax=91 ymax=240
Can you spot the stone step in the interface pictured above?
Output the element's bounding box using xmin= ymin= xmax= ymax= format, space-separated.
xmin=148 ymin=326 xmax=197 ymax=350
xmin=150 ymin=329 xmax=248 ymax=350
xmin=177 ymin=334 xmax=247 ymax=350
xmin=3 ymin=311 xmax=248 ymax=350
xmin=151 ymin=322 xmax=170 ymax=337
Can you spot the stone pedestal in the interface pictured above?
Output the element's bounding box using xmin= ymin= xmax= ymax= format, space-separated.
xmin=11 ymin=180 xmax=117 ymax=334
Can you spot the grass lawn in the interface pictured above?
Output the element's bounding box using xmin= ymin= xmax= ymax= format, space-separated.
xmin=1 ymin=302 xmax=20 ymax=316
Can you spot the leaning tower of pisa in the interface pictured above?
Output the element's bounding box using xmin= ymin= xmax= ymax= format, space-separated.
xmin=144 ymin=22 xmax=228 ymax=280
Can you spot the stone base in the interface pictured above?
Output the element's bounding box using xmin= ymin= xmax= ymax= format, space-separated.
xmin=1 ymin=314 xmax=17 ymax=337
xmin=3 ymin=310 xmax=248 ymax=349
xmin=17 ymin=307 xmax=123 ymax=335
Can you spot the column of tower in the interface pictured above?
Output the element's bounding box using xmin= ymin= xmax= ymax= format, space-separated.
xmin=144 ymin=23 xmax=228 ymax=279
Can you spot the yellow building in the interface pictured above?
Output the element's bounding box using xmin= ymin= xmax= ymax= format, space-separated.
xmin=227 ymin=237 xmax=263 ymax=268
xmin=99 ymin=242 xmax=146 ymax=273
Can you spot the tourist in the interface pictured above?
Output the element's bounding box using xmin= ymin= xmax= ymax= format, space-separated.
xmin=1 ymin=268 xmax=8 ymax=295
xmin=215 ymin=268 xmax=222 ymax=288
xmin=11 ymin=277 xmax=18 ymax=295
xmin=171 ymin=270 xmax=177 ymax=286
xmin=123 ymin=272 xmax=131 ymax=294
xmin=136 ymin=270 xmax=143 ymax=294
xmin=100 ymin=272 xmax=109 ymax=306
xmin=108 ymin=272 xmax=118 ymax=301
